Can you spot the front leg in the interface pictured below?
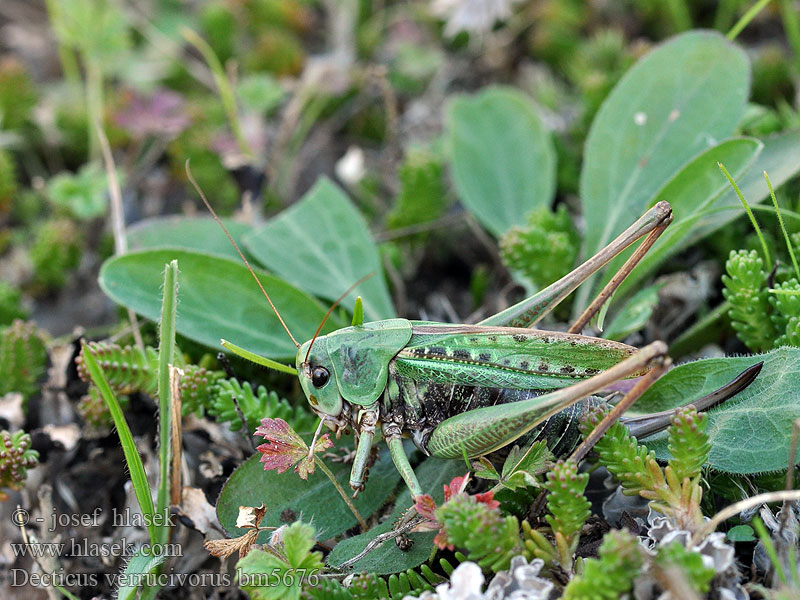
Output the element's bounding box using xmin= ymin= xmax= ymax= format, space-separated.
xmin=349 ymin=406 xmax=379 ymax=495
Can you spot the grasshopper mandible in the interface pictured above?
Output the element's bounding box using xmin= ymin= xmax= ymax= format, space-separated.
xmin=192 ymin=175 xmax=759 ymax=500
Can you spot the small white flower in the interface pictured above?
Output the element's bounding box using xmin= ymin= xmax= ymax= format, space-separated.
xmin=335 ymin=146 xmax=366 ymax=185
xmin=431 ymin=0 xmax=522 ymax=37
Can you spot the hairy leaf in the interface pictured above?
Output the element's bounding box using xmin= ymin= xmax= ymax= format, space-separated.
xmin=633 ymin=347 xmax=800 ymax=474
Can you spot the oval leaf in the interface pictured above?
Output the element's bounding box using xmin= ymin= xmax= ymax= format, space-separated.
xmin=599 ymin=137 xmax=761 ymax=304
xmin=99 ymin=249 xmax=342 ymax=360
xmin=447 ymin=86 xmax=556 ymax=237
xmin=578 ymin=30 xmax=749 ymax=309
xmin=634 ymin=347 xmax=800 ymax=474
xmin=216 ymin=438 xmax=401 ymax=540
xmin=244 ymin=178 xmax=395 ymax=321
xmin=127 ymin=216 xmax=253 ymax=261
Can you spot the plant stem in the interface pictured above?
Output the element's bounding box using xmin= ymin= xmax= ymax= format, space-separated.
xmin=778 ymin=0 xmax=800 ymax=71
xmin=314 ymin=456 xmax=368 ymax=531
xmin=85 ymin=58 xmax=104 ymax=162
xmin=182 ymin=28 xmax=253 ymax=161
xmin=156 ymin=261 xmax=178 ymax=546
xmin=719 ymin=162 xmax=771 ymax=267
xmin=765 ymin=171 xmax=800 ymax=278
xmin=727 ymin=0 xmax=773 ymax=40
xmin=665 ymin=0 xmax=692 ymax=31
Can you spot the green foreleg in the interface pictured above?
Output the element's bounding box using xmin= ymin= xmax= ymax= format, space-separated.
xmin=349 ymin=407 xmax=378 ymax=493
xmin=479 ymin=202 xmax=672 ymax=329
xmin=426 ymin=342 xmax=667 ymax=459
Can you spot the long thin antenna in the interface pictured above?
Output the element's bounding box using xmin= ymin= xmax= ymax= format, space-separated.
xmin=305 ymin=272 xmax=375 ymax=362
xmin=185 ymin=160 xmax=300 ymax=348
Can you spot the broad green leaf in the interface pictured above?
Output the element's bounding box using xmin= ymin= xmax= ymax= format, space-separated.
xmin=127 ymin=216 xmax=253 ymax=261
xmin=596 ymin=138 xmax=761 ymax=304
xmin=681 ymin=129 xmax=800 ymax=248
xmin=114 ymin=547 xmax=166 ymax=600
xmin=217 ymin=437 xmax=401 ymax=540
xmin=99 ymin=249 xmax=342 ymax=360
xmin=604 ymin=284 xmax=662 ymax=341
xmin=446 ymin=86 xmax=556 ymax=237
xmin=326 ymin=457 xmax=464 ymax=574
xmin=244 ymin=178 xmax=395 ymax=321
xmin=601 ymin=130 xmax=800 ymax=314
xmin=633 ymin=347 xmax=800 ymax=474
xmin=577 ymin=30 xmax=749 ymax=310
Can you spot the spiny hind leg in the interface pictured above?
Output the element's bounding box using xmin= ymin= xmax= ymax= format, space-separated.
xmin=478 ymin=202 xmax=672 ymax=329
xmin=425 ymin=342 xmax=670 ymax=460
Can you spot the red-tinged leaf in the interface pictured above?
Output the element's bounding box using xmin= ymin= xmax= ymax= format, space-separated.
xmin=254 ymin=418 xmax=308 ymax=474
xmin=293 ymin=433 xmax=336 ymax=479
xmin=434 ymin=530 xmax=453 ymax=551
xmin=254 ymin=418 xmax=306 ymax=448
xmin=256 ymin=441 xmax=304 ymax=474
xmin=473 ymin=491 xmax=499 ymax=510
xmin=313 ymin=433 xmax=334 ymax=454
xmin=414 ymin=495 xmax=437 ymax=521
xmin=443 ymin=474 xmax=470 ymax=501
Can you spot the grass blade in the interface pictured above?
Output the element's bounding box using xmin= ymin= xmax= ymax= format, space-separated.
xmin=80 ymin=342 xmax=157 ymax=542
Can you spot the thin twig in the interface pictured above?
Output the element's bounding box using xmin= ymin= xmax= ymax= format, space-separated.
xmin=695 ymin=490 xmax=800 ymax=544
xmin=314 ymin=457 xmax=368 ymax=531
xmin=95 ymin=120 xmax=145 ymax=350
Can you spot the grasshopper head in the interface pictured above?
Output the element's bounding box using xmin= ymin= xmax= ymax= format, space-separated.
xmin=297 ymin=337 xmax=343 ymax=419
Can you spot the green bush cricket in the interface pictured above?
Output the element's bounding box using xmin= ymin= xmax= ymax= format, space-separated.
xmin=191 ymin=172 xmax=761 ymax=501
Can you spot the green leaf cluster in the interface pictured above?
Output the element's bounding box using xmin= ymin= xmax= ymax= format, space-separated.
xmin=562 ymin=529 xmax=643 ymax=600
xmin=208 ymin=379 xmax=316 ymax=434
xmin=580 ymin=403 xmax=709 ymax=528
xmin=472 ymin=440 xmax=552 ymax=491
xmin=386 ymin=149 xmax=447 ymax=234
xmin=543 ymin=460 xmax=590 ymax=556
xmin=0 ymin=429 xmax=39 ymax=501
xmin=500 ymin=204 xmax=579 ymax=290
xmin=722 ymin=249 xmax=779 ymax=351
xmin=30 ymin=218 xmax=83 ymax=289
xmin=0 ymin=320 xmax=47 ymax=403
xmin=435 ymin=494 xmax=523 ymax=572
xmin=655 ymin=542 xmax=715 ymax=594
xmin=0 ymin=282 xmax=27 ymax=328
xmin=236 ymin=522 xmax=324 ymax=600
xmin=46 ymin=163 xmax=110 ymax=220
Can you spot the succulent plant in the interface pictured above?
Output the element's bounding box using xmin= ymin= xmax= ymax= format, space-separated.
xmin=0 ymin=57 xmax=37 ymax=130
xmin=0 ymin=320 xmax=47 ymax=403
xmin=500 ymin=204 xmax=580 ymax=290
xmin=30 ymin=218 xmax=83 ymax=290
xmin=0 ymin=430 xmax=39 ymax=501
xmin=0 ymin=282 xmax=27 ymax=327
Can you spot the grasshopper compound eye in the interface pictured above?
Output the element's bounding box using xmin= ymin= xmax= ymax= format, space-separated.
xmin=312 ymin=366 xmax=330 ymax=388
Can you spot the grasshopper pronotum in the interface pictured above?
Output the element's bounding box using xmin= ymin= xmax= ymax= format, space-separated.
xmin=192 ymin=173 xmax=760 ymax=500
